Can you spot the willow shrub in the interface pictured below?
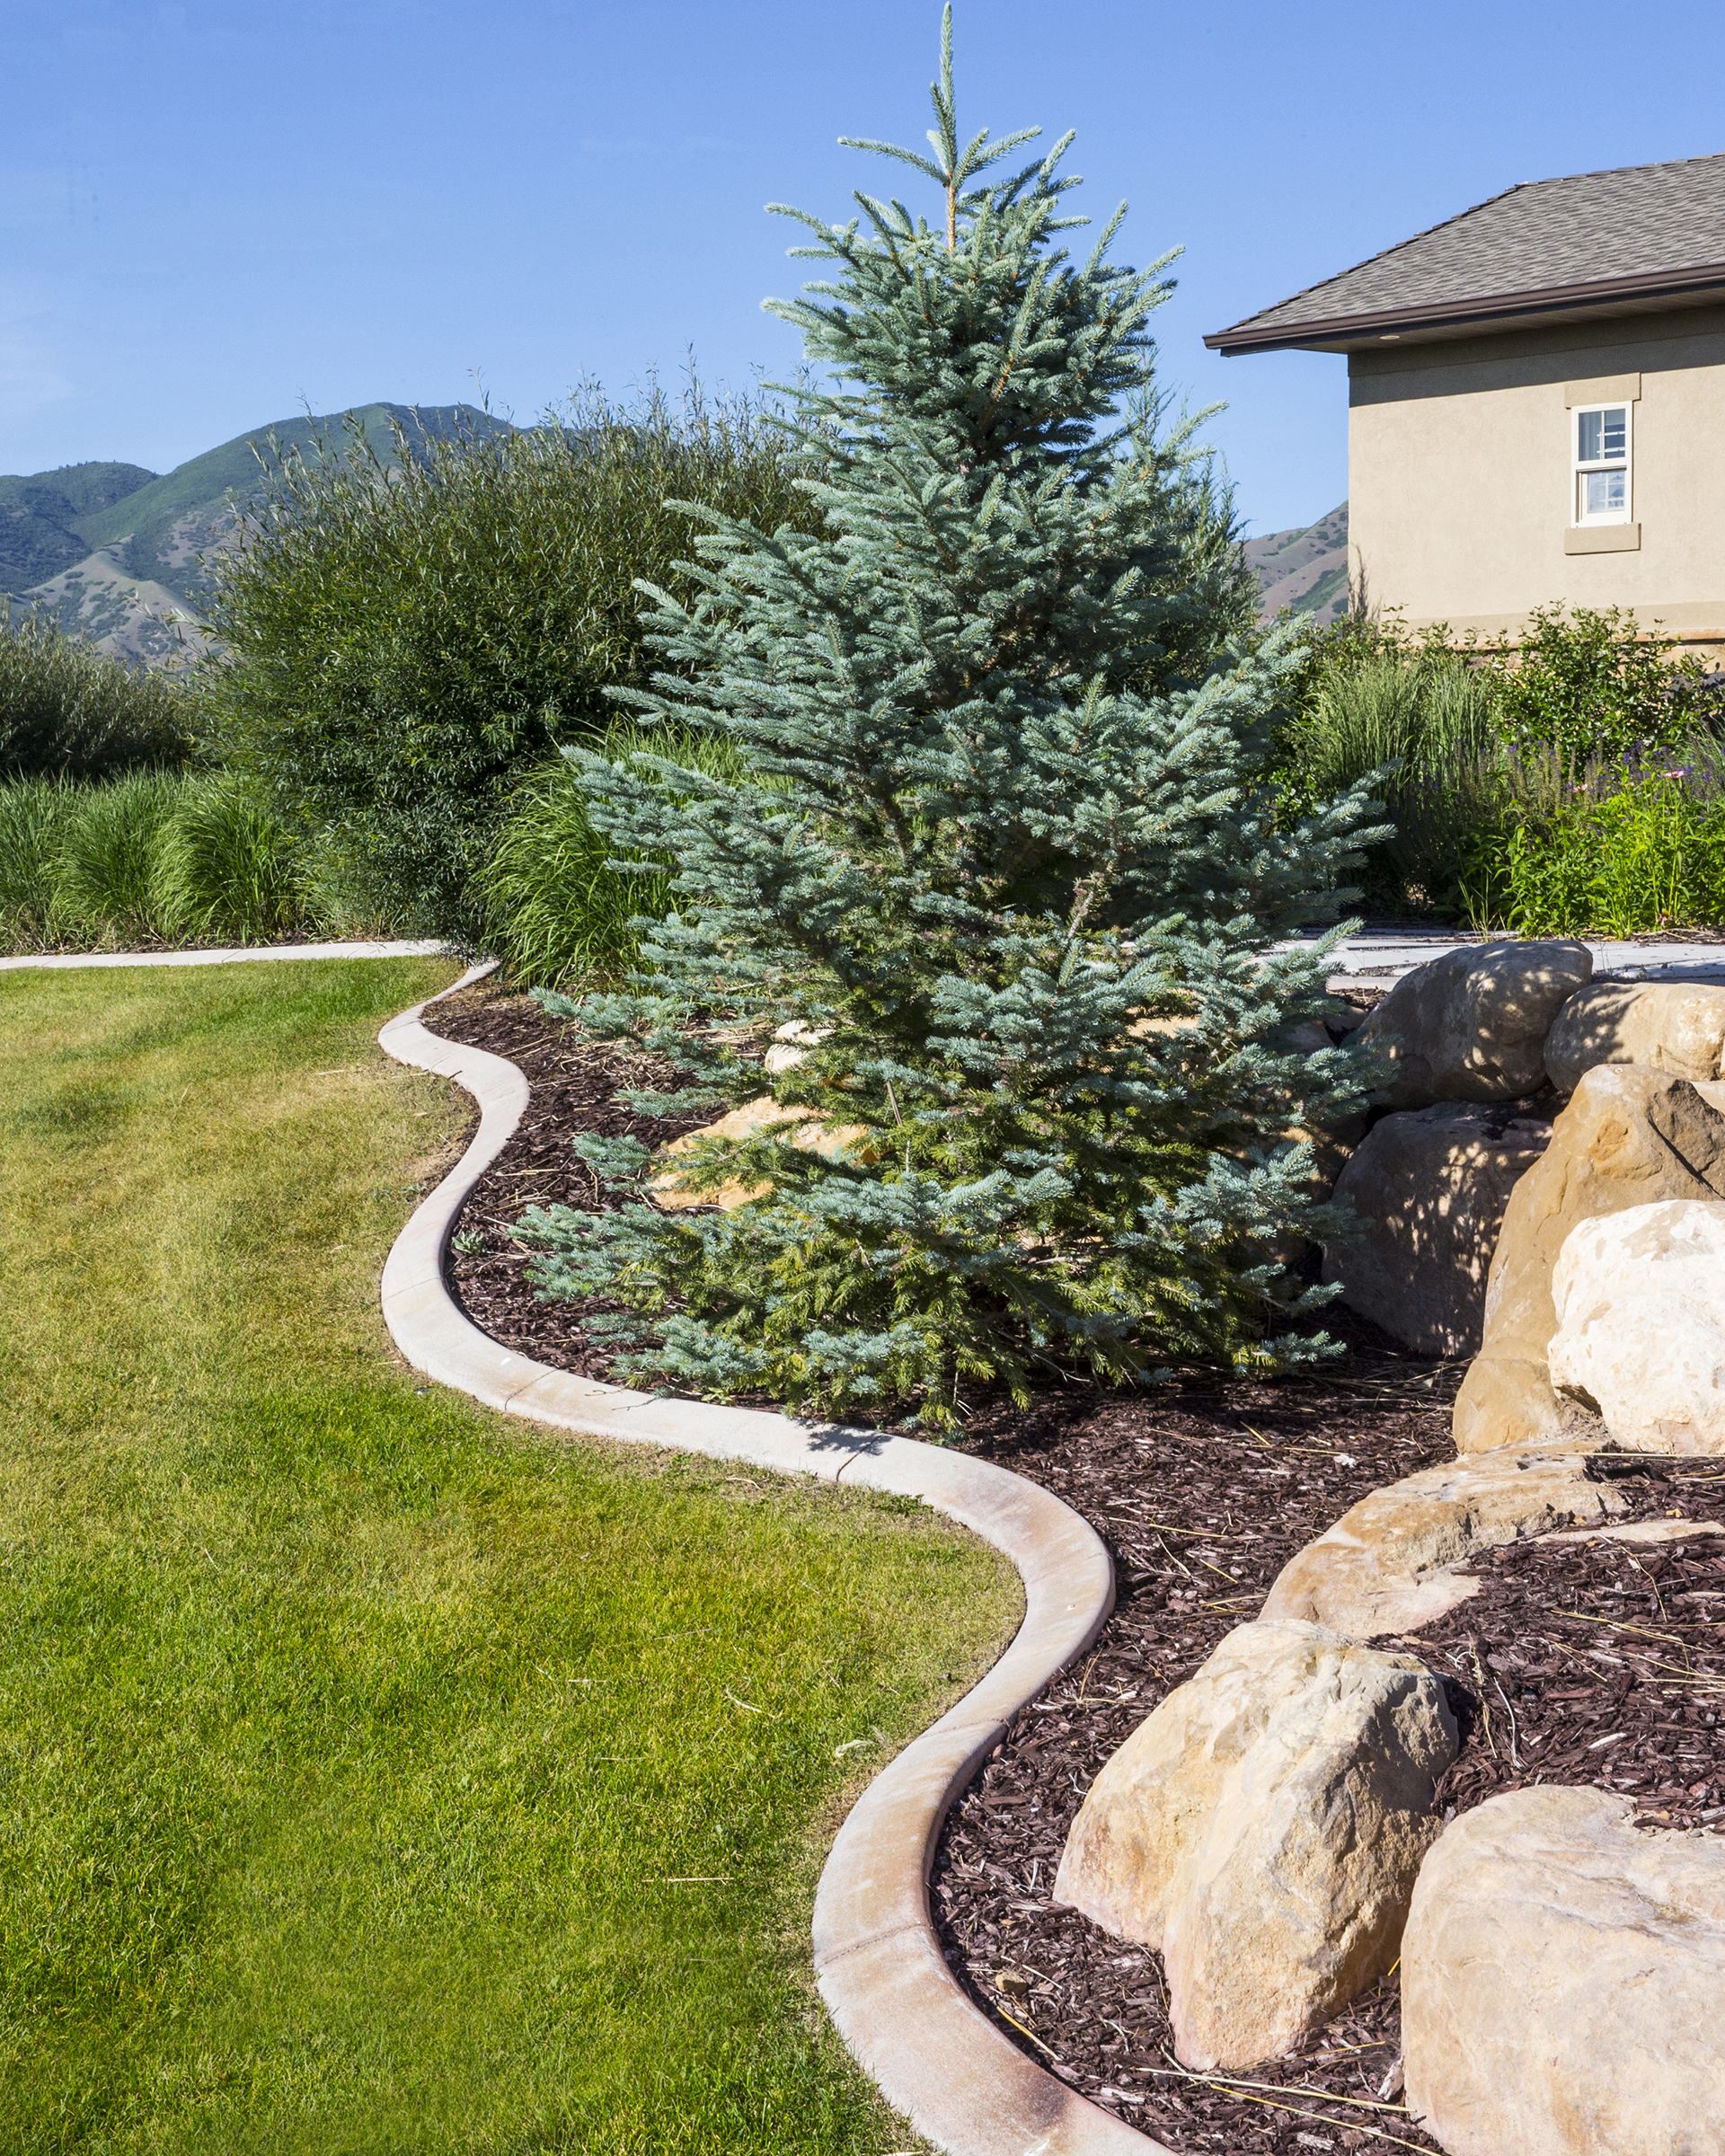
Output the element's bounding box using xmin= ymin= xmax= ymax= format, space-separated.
xmin=200 ymin=384 xmax=822 ymax=947
xmin=1 ymin=612 xmax=191 ymax=779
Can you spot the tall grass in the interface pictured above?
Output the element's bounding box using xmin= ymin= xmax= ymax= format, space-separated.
xmin=1 ymin=611 xmax=191 ymax=778
xmin=480 ymin=722 xmax=752 ymax=986
xmin=0 ymin=772 xmax=367 ymax=951
xmin=1460 ymin=738 xmax=1725 ymax=935
xmin=1279 ymin=649 xmax=1503 ymax=913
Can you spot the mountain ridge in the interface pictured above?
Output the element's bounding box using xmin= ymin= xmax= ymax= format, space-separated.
xmin=3 ymin=403 xmax=508 ymax=665
xmin=1243 ymin=502 xmax=1349 ymax=624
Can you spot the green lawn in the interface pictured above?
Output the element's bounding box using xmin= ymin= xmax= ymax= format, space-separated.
xmin=0 ymin=959 xmax=1017 ymax=2155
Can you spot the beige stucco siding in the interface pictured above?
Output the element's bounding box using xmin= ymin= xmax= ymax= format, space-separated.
xmin=1349 ymin=305 xmax=1725 ymax=643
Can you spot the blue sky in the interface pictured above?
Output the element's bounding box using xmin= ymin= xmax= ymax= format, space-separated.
xmin=5 ymin=0 xmax=1723 ymax=535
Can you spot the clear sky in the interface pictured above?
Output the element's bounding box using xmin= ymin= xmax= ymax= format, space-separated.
xmin=5 ymin=0 xmax=1723 ymax=535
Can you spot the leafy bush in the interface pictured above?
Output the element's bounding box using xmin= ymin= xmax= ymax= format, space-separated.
xmin=1479 ymin=602 xmax=1705 ymax=762
xmin=0 ymin=613 xmax=191 ymax=778
xmin=513 ymin=24 xmax=1377 ymax=1430
xmin=200 ymin=383 xmax=823 ymax=945
xmin=479 ymin=722 xmax=752 ymax=988
xmin=1464 ymin=747 xmax=1725 ymax=935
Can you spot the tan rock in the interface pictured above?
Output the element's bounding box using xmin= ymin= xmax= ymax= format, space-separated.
xmin=1260 ymin=1446 xmax=1630 ymax=1639
xmin=1453 ymin=1064 xmax=1725 ymax=1453
xmin=1402 ymin=1787 xmax=1725 ymax=2156
xmin=1053 ymin=1620 xmax=1456 ymax=2070
xmin=1322 ymin=1102 xmax=1551 ymax=1356
xmin=649 ymin=1097 xmax=873 ymax=1211
xmin=1351 ymin=938 xmax=1591 ymax=1109
xmin=1547 ymin=1198 xmax=1725 ymax=1452
xmin=1545 ymin=977 xmax=1725 ymax=1092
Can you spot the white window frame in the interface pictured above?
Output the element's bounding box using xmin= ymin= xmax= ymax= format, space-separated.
xmin=1573 ymin=401 xmax=1632 ymax=526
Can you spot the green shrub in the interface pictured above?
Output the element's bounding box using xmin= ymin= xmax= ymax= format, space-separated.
xmin=200 ymin=383 xmax=823 ymax=946
xmin=1464 ymin=747 xmax=1725 ymax=935
xmin=1480 ymin=602 xmax=1704 ymax=762
xmin=480 ymin=723 xmax=751 ymax=987
xmin=0 ymin=612 xmax=191 ymax=779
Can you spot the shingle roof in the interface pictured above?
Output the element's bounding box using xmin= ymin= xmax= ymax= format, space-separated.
xmin=1208 ymin=149 xmax=1725 ymax=353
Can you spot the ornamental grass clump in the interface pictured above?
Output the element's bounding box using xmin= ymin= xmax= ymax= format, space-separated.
xmin=516 ymin=13 xmax=1384 ymax=1429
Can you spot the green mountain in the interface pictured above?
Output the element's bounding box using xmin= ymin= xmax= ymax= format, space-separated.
xmin=1243 ymin=502 xmax=1349 ymax=625
xmin=0 ymin=462 xmax=156 ymax=592
xmin=4 ymin=403 xmax=509 ymax=663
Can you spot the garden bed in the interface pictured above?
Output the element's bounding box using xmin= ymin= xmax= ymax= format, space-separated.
xmin=422 ymin=983 xmax=1725 ymax=2154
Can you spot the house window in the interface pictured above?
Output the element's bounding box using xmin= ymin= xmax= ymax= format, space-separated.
xmin=1574 ymin=402 xmax=1631 ymax=525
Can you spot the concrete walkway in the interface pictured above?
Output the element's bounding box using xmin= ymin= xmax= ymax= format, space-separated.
xmin=1311 ymin=929 xmax=1725 ymax=991
xmin=0 ymin=939 xmax=449 ymax=972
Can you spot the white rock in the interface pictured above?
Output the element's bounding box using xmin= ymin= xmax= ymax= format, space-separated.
xmin=1453 ymin=1065 xmax=1725 ymax=1454
xmin=1053 ymin=1620 xmax=1455 ymax=2069
xmin=1402 ymin=1787 xmax=1725 ymax=2156
xmin=1547 ymin=1197 xmax=1725 ymax=1452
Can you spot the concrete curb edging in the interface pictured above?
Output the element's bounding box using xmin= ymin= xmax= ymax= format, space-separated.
xmin=377 ymin=968 xmax=1162 ymax=2156
xmin=0 ymin=938 xmax=450 ymax=972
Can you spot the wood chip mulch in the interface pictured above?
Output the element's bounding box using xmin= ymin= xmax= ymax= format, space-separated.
xmin=420 ymin=983 xmax=1725 ymax=2155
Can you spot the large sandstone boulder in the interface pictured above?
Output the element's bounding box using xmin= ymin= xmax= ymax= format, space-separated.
xmin=1545 ymin=976 xmax=1725 ymax=1092
xmin=1053 ymin=1620 xmax=1456 ymax=2070
xmin=1548 ymin=1198 xmax=1725 ymax=1452
xmin=649 ymin=1097 xmax=872 ymax=1211
xmin=1260 ymin=1446 xmax=1631 ymax=1639
xmin=1322 ymin=1102 xmax=1551 ymax=1356
xmin=1402 ymin=1787 xmax=1725 ymax=2156
xmin=1350 ymin=938 xmax=1590 ymax=1109
xmin=1453 ymin=1064 xmax=1725 ymax=1453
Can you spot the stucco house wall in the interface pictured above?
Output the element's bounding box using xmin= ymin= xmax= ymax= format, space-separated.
xmin=1348 ymin=304 xmax=1725 ymax=649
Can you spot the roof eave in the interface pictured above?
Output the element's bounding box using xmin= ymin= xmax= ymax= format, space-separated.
xmin=1204 ymin=260 xmax=1725 ymax=356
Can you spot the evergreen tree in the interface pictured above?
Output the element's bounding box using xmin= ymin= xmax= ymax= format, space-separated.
xmin=518 ymin=12 xmax=1382 ymax=1430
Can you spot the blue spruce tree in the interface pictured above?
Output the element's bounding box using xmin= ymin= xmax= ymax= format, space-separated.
xmin=518 ymin=12 xmax=1380 ymax=1430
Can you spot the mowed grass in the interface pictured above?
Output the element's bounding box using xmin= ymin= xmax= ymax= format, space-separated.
xmin=0 ymin=959 xmax=1018 ymax=2155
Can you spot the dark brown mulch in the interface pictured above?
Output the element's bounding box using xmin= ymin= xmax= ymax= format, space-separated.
xmin=419 ymin=982 xmax=1725 ymax=2153
xmin=425 ymin=982 xmax=712 ymax=1379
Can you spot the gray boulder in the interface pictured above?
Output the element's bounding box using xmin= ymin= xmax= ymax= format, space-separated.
xmin=1322 ymin=1100 xmax=1551 ymax=1356
xmin=1351 ymin=939 xmax=1591 ymax=1109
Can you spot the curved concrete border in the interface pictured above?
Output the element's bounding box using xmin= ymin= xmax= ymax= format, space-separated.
xmin=377 ymin=968 xmax=1161 ymax=2156
xmin=1 ymin=938 xmax=448 ymax=972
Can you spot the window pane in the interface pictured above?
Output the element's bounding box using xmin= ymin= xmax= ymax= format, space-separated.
xmin=1602 ymin=406 xmax=1627 ymax=457
xmin=1585 ymin=468 xmax=1627 ymax=516
xmin=1579 ymin=409 xmax=1604 ymax=461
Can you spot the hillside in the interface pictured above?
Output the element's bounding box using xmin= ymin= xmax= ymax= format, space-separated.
xmin=1244 ymin=502 xmax=1349 ymax=624
xmin=0 ymin=462 xmax=156 ymax=593
xmin=4 ymin=403 xmax=509 ymax=664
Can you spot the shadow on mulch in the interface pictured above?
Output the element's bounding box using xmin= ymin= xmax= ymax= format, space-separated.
xmin=420 ymin=981 xmax=1725 ymax=2154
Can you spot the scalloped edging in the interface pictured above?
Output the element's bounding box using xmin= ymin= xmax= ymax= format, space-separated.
xmin=377 ymin=967 xmax=1162 ymax=2156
